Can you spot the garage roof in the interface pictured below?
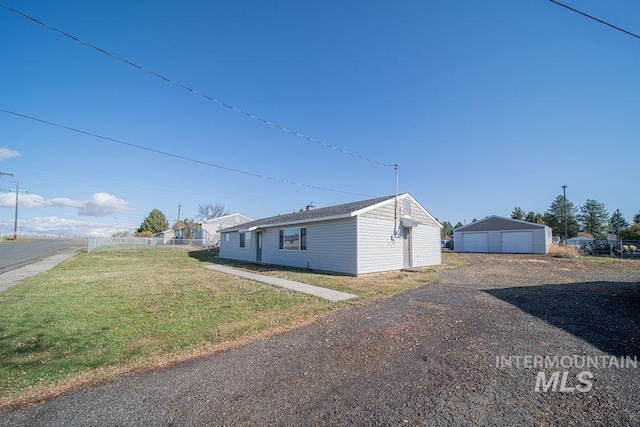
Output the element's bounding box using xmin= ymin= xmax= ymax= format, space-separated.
xmin=456 ymin=216 xmax=547 ymax=232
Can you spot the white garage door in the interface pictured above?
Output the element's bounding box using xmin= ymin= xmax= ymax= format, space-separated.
xmin=501 ymin=231 xmax=533 ymax=253
xmin=462 ymin=232 xmax=488 ymax=252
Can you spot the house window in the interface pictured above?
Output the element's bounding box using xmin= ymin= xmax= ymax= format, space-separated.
xmin=224 ymin=234 xmax=230 ymax=242
xmin=301 ymin=227 xmax=307 ymax=250
xmin=240 ymin=232 xmax=251 ymax=248
xmin=279 ymin=227 xmax=307 ymax=251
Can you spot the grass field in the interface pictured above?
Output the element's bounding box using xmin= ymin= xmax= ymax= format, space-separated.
xmin=0 ymin=249 xmax=444 ymax=409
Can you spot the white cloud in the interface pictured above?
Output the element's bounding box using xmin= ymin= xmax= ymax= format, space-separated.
xmin=78 ymin=192 xmax=129 ymax=217
xmin=51 ymin=197 xmax=85 ymax=209
xmin=10 ymin=216 xmax=130 ymax=237
xmin=0 ymin=192 xmax=129 ymax=216
xmin=0 ymin=148 xmax=20 ymax=162
xmin=14 ymin=193 xmax=50 ymax=208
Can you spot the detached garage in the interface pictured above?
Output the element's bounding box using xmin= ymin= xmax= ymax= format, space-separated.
xmin=454 ymin=216 xmax=552 ymax=254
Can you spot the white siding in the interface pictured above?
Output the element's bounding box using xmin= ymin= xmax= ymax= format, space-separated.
xmin=532 ymin=228 xmax=550 ymax=254
xmin=221 ymin=195 xmax=442 ymax=274
xmin=411 ymin=224 xmax=442 ymax=267
xmin=219 ymin=231 xmax=254 ymax=262
xmin=501 ymin=231 xmax=534 ymax=253
xmin=198 ymin=214 xmax=252 ymax=245
xmin=455 ymin=228 xmax=550 ymax=254
xmin=458 ymin=232 xmax=489 ymax=252
xmin=259 ymin=218 xmax=359 ymax=275
xmin=357 ymin=217 xmax=403 ymax=274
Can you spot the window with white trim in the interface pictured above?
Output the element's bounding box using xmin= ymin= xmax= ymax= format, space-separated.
xmin=279 ymin=227 xmax=307 ymax=251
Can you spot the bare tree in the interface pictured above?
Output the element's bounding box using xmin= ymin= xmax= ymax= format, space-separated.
xmin=197 ymin=203 xmax=229 ymax=221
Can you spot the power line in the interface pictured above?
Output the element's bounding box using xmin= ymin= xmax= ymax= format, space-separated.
xmin=0 ymin=108 xmax=374 ymax=198
xmin=549 ymin=0 xmax=640 ymax=40
xmin=0 ymin=3 xmax=395 ymax=168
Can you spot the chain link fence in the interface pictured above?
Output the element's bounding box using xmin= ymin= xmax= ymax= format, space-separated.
xmin=88 ymin=237 xmax=212 ymax=253
xmin=616 ymin=240 xmax=640 ymax=259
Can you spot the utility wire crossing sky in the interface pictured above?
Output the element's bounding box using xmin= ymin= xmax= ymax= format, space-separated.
xmin=0 ymin=2 xmax=396 ymax=169
xmin=0 ymin=1 xmax=638 ymax=237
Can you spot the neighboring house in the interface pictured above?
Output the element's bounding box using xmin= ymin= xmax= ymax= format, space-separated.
xmin=153 ymin=229 xmax=175 ymax=243
xmin=566 ymin=235 xmax=595 ymax=250
xmin=454 ymin=216 xmax=552 ymax=254
xmin=219 ymin=193 xmax=442 ymax=275
xmin=194 ymin=213 xmax=253 ymax=247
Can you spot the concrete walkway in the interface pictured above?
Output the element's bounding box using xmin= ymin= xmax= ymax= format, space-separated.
xmin=207 ymin=264 xmax=357 ymax=302
xmin=0 ymin=249 xmax=80 ymax=293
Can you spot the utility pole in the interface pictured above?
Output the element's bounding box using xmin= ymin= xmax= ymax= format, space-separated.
xmin=562 ymin=185 xmax=568 ymax=246
xmin=13 ymin=182 xmax=19 ymax=240
xmin=616 ymin=208 xmax=622 ymax=259
xmin=0 ymin=172 xmax=14 ymax=242
xmin=177 ymin=203 xmax=181 ymax=238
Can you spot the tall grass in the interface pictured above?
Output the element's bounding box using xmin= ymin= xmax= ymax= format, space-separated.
xmin=547 ymin=245 xmax=580 ymax=258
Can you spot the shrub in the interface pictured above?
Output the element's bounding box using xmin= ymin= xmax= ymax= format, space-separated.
xmin=547 ymin=244 xmax=580 ymax=258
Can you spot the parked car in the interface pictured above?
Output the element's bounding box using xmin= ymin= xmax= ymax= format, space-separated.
xmin=444 ymin=238 xmax=454 ymax=250
xmin=587 ymin=239 xmax=611 ymax=255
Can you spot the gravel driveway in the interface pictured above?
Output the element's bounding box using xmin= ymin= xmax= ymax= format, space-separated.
xmin=1 ymin=254 xmax=638 ymax=426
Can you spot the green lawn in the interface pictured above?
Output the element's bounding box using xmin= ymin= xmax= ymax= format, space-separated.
xmin=0 ymin=249 xmax=444 ymax=409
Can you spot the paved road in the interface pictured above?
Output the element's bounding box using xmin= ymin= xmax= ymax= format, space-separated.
xmin=0 ymin=238 xmax=86 ymax=273
xmin=0 ymin=255 xmax=638 ymax=426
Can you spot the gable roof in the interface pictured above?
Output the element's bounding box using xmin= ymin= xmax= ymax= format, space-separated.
xmin=221 ymin=193 xmax=423 ymax=232
xmin=455 ymin=215 xmax=548 ymax=232
xmin=201 ymin=213 xmax=252 ymax=225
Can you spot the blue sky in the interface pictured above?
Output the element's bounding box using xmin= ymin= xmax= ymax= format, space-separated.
xmin=1 ymin=0 xmax=638 ymax=237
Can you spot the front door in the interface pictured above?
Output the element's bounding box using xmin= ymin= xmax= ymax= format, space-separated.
xmin=256 ymin=231 xmax=262 ymax=262
xmin=403 ymin=227 xmax=412 ymax=268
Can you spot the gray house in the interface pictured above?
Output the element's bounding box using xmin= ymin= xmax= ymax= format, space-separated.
xmin=454 ymin=216 xmax=552 ymax=254
xmin=194 ymin=213 xmax=252 ymax=247
xmin=219 ymin=193 xmax=442 ymax=275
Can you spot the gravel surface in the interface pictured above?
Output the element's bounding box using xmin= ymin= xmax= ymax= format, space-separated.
xmin=1 ymin=254 xmax=638 ymax=426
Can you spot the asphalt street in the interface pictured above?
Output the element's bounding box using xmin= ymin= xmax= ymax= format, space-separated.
xmin=0 ymin=239 xmax=86 ymax=273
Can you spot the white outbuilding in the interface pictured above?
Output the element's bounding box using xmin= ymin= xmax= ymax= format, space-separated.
xmin=453 ymin=216 xmax=552 ymax=254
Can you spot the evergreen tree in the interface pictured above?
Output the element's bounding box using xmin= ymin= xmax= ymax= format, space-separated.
xmin=633 ymin=211 xmax=640 ymax=225
xmin=440 ymin=221 xmax=453 ymax=239
xmin=511 ymin=207 xmax=525 ymax=220
xmin=578 ymin=199 xmax=609 ymax=238
xmin=543 ymin=195 xmax=579 ymax=240
xmin=454 ymin=221 xmax=464 ymax=229
xmin=609 ymin=210 xmax=629 ymax=234
xmin=620 ymin=224 xmax=640 ymax=240
xmin=137 ymin=209 xmax=169 ymax=235
xmin=525 ymin=211 xmax=544 ymax=224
